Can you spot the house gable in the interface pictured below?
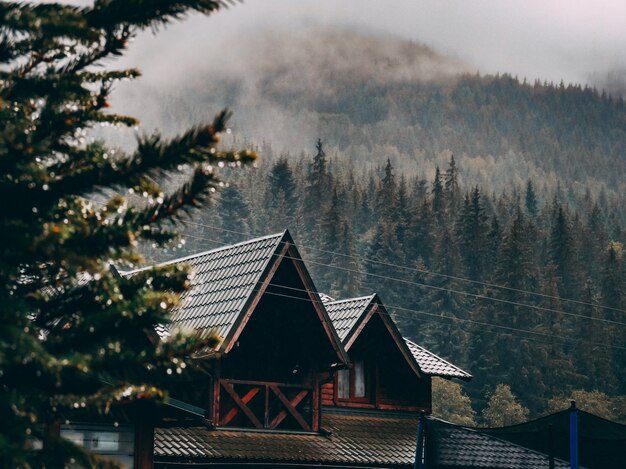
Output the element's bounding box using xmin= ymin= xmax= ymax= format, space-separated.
xmin=323 ymin=295 xmax=431 ymax=411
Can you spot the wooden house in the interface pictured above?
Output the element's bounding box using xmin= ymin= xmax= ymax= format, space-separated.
xmin=66 ymin=230 xmax=568 ymax=469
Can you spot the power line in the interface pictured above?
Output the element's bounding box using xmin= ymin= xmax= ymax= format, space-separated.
xmin=157 ymin=267 xmax=626 ymax=353
xmin=179 ymin=220 xmax=626 ymax=316
xmin=176 ymin=230 xmax=626 ymax=329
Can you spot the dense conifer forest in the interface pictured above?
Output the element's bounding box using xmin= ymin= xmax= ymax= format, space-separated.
xmin=168 ymin=142 xmax=626 ymax=424
xmin=129 ymin=29 xmax=626 ymax=424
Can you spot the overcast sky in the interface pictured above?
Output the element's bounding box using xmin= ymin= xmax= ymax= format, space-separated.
xmin=121 ymin=0 xmax=626 ymax=87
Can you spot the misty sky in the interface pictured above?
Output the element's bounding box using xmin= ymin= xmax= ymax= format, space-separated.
xmin=122 ymin=0 xmax=626 ymax=87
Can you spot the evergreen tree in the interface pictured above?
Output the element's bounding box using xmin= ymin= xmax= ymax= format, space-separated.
xmin=407 ymin=200 xmax=436 ymax=267
xmin=444 ymin=155 xmax=462 ymax=218
xmin=376 ymin=158 xmax=397 ymax=222
xmin=267 ymin=156 xmax=297 ymax=212
xmin=574 ymin=279 xmax=617 ymax=393
xmin=218 ymin=185 xmax=251 ymax=244
xmin=0 ymin=2 xmax=255 ymax=467
xmin=538 ymin=264 xmax=575 ymax=398
xmin=303 ymin=139 xmax=331 ymax=239
xmin=431 ymin=166 xmax=445 ymax=223
xmin=584 ymin=202 xmax=608 ymax=282
xmin=420 ymin=228 xmax=467 ymax=361
xmin=549 ymin=205 xmax=581 ymax=299
xmin=485 ymin=214 xmax=502 ymax=280
xmin=364 ymin=221 xmax=404 ymax=308
xmin=318 ymin=186 xmax=342 ymax=291
xmin=525 ymin=179 xmax=539 ymax=217
xmin=266 ymin=156 xmax=298 ymax=233
xmin=329 ymin=221 xmax=362 ymax=298
xmin=457 ymin=187 xmax=488 ymax=283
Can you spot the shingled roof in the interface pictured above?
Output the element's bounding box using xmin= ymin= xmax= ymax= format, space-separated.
xmin=155 ymin=410 xmax=418 ymax=467
xmin=324 ymin=295 xmax=376 ymax=342
xmin=404 ymin=338 xmax=472 ymax=381
xmin=429 ymin=418 xmax=573 ymax=469
xmin=155 ymin=412 xmax=571 ymax=469
xmin=123 ymin=232 xmax=284 ymax=345
xmin=324 ymin=294 xmax=470 ymax=381
xmin=122 ymin=230 xmax=347 ymax=361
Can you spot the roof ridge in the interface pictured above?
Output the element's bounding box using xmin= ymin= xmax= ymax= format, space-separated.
xmin=404 ymin=337 xmax=471 ymax=378
xmin=119 ymin=231 xmax=286 ymax=275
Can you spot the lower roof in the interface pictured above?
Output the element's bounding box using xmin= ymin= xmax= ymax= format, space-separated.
xmin=155 ymin=409 xmax=417 ymax=467
xmin=154 ymin=409 xmax=569 ymax=469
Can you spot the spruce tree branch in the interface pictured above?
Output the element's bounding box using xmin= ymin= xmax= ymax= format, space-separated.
xmin=86 ymin=0 xmax=230 ymax=30
xmin=48 ymin=109 xmax=256 ymax=198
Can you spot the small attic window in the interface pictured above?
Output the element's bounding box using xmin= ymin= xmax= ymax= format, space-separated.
xmin=336 ymin=358 xmax=368 ymax=401
xmin=337 ymin=368 xmax=350 ymax=399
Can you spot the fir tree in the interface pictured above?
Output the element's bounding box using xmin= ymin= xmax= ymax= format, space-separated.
xmin=0 ymin=2 xmax=255 ymax=466
xmin=421 ymin=227 xmax=467 ymax=361
xmin=457 ymin=187 xmax=488 ymax=283
xmin=549 ymin=205 xmax=581 ymax=299
xmin=444 ymin=155 xmax=461 ymax=218
xmin=329 ymin=220 xmax=362 ymax=298
xmin=525 ymin=179 xmax=538 ymax=217
xmin=218 ymin=185 xmax=251 ymax=244
xmin=318 ymin=186 xmax=342 ymax=291
xmin=303 ymin=139 xmax=331 ymax=239
xmin=431 ymin=166 xmax=445 ymax=223
xmin=265 ymin=156 xmax=300 ymax=233
xmin=376 ymin=158 xmax=397 ymax=222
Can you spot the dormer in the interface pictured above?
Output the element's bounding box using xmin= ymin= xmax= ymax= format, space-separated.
xmin=135 ymin=231 xmax=347 ymax=433
xmin=322 ymin=294 xmax=471 ymax=412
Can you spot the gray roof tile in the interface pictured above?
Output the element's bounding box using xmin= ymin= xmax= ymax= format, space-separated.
xmin=404 ymin=338 xmax=472 ymax=380
xmin=324 ymin=295 xmax=375 ymax=342
xmin=430 ymin=418 xmax=571 ymax=468
xmin=155 ymin=413 xmax=570 ymax=468
xmin=155 ymin=411 xmax=418 ymax=466
xmin=122 ymin=232 xmax=285 ymax=344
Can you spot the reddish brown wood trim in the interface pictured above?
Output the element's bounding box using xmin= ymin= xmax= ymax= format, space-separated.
xmin=269 ymin=389 xmax=309 ymax=429
xmin=222 ymin=240 xmax=291 ymax=354
xmin=224 ymin=378 xmax=305 ymax=388
xmin=343 ymin=301 xmax=376 ymax=351
xmin=220 ymin=381 xmax=263 ymax=429
xmin=332 ymin=400 xmax=377 ymax=409
xmin=377 ymin=403 xmax=431 ymax=412
xmin=269 ymin=384 xmax=311 ymax=432
xmin=220 ymin=386 xmax=261 ymax=426
xmin=286 ymin=244 xmax=349 ymax=365
xmin=211 ymin=362 xmax=221 ymax=427
xmin=312 ymin=379 xmax=320 ymax=432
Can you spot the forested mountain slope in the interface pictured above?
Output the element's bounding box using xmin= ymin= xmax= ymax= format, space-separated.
xmin=127 ymin=27 xmax=626 ymax=423
xmin=117 ymin=27 xmax=626 ymax=194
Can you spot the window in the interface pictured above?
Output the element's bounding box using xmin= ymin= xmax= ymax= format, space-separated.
xmin=61 ymin=424 xmax=134 ymax=468
xmin=336 ymin=358 xmax=369 ymax=401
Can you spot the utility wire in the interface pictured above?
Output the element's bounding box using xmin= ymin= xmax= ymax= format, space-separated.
xmin=176 ymin=230 xmax=626 ymax=329
xmin=156 ymin=264 xmax=626 ymax=353
xmin=179 ymin=220 xmax=626 ymax=316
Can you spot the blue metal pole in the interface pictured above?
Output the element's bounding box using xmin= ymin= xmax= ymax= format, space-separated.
xmin=569 ymin=400 xmax=578 ymax=469
xmin=414 ymin=412 xmax=425 ymax=469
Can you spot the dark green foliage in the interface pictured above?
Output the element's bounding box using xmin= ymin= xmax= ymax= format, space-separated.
xmin=0 ymin=2 xmax=254 ymax=467
xmin=187 ymin=137 xmax=626 ymax=418
xmin=457 ymin=187 xmax=489 ymax=283
xmin=218 ymin=185 xmax=251 ymax=244
xmin=525 ymin=180 xmax=538 ymax=217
